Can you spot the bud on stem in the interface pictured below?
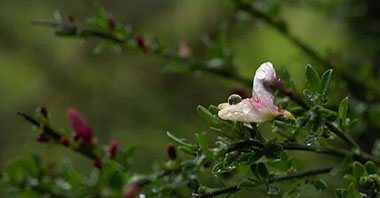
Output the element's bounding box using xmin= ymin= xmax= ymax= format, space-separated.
xmin=108 ymin=140 xmax=117 ymax=159
xmin=36 ymin=131 xmax=49 ymax=143
xmin=107 ymin=17 xmax=116 ymax=30
xmin=59 ymin=137 xmax=70 ymax=147
xmin=67 ymin=108 xmax=93 ymax=143
xmin=92 ymin=158 xmax=102 ymax=170
xmin=167 ymin=144 xmax=177 ymax=160
xmin=123 ymin=184 xmax=138 ymax=198
xmin=134 ymin=33 xmax=146 ymax=51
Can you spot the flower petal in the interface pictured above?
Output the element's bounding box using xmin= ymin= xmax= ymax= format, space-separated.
xmin=218 ymin=99 xmax=278 ymax=123
xmin=253 ymin=62 xmax=277 ymax=106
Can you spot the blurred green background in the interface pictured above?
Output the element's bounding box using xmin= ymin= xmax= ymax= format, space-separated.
xmin=0 ymin=0 xmax=378 ymax=197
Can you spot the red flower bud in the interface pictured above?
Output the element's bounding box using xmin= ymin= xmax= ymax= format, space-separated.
xmin=36 ymin=132 xmax=49 ymax=143
xmin=59 ymin=137 xmax=70 ymax=147
xmin=92 ymin=158 xmax=102 ymax=169
xmin=108 ymin=140 xmax=117 ymax=159
xmin=66 ymin=15 xmax=75 ymax=23
xmin=67 ymin=108 xmax=93 ymax=142
xmin=123 ymin=184 xmax=138 ymax=198
xmin=107 ymin=17 xmax=116 ymax=30
xmin=178 ymin=41 xmax=192 ymax=58
xmin=38 ymin=106 xmax=48 ymax=118
xmin=134 ymin=33 xmax=146 ymax=51
xmin=167 ymin=144 xmax=176 ymax=160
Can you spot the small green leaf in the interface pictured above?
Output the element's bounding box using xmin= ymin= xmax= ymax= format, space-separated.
xmin=258 ymin=162 xmax=269 ymax=179
xmin=109 ymin=171 xmax=123 ymax=190
xmin=347 ymin=183 xmax=360 ymax=198
xmin=93 ymin=3 xmax=106 ymax=19
xmin=320 ymin=69 xmax=333 ymax=95
xmin=353 ymin=161 xmax=366 ymax=178
xmin=313 ymin=179 xmax=328 ymax=192
xmin=264 ymin=139 xmax=283 ymax=159
xmin=208 ymin=105 xmax=220 ymax=115
xmin=364 ymin=161 xmax=377 ymax=175
xmin=336 ymin=188 xmax=348 ymax=198
xmin=167 ymin=131 xmax=197 ymax=151
xmin=250 ymin=163 xmax=259 ymax=178
xmin=238 ymin=179 xmax=258 ymax=188
xmin=305 ymin=64 xmax=320 ymax=94
xmin=197 ymin=132 xmax=213 ymax=159
xmin=303 ymin=89 xmax=313 ymax=104
xmin=339 ymin=97 xmax=348 ymax=122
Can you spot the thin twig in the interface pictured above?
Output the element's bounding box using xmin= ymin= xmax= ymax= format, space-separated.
xmin=17 ymin=111 xmax=98 ymax=159
xmin=234 ymin=0 xmax=380 ymax=101
xmin=227 ymin=140 xmax=347 ymax=157
xmin=192 ymin=166 xmax=333 ymax=198
xmin=32 ymin=20 xmax=252 ymax=87
xmin=265 ymin=83 xmax=363 ymax=152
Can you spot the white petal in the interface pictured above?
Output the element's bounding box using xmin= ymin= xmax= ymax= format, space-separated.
xmin=218 ymin=99 xmax=277 ymax=123
xmin=252 ymin=62 xmax=277 ymax=106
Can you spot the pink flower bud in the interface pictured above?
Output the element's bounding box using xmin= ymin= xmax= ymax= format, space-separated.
xmin=123 ymin=184 xmax=138 ymax=198
xmin=178 ymin=41 xmax=192 ymax=58
xmin=108 ymin=140 xmax=117 ymax=159
xmin=167 ymin=144 xmax=176 ymax=160
xmin=36 ymin=132 xmax=49 ymax=143
xmin=107 ymin=17 xmax=116 ymax=30
xmin=59 ymin=137 xmax=70 ymax=147
xmin=67 ymin=108 xmax=93 ymax=142
xmin=92 ymin=158 xmax=102 ymax=169
xmin=134 ymin=33 xmax=146 ymax=51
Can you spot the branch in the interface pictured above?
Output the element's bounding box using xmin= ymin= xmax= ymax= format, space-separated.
xmin=31 ymin=20 xmax=252 ymax=87
xmin=234 ymin=1 xmax=380 ymax=101
xmin=17 ymin=111 xmax=98 ymax=159
xmin=226 ymin=140 xmax=347 ymax=158
xmin=266 ymin=83 xmax=362 ymax=150
xmin=192 ymin=166 xmax=333 ymax=198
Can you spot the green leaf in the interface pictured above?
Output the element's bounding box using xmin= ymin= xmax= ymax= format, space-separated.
xmin=339 ymin=97 xmax=348 ymax=122
xmin=238 ymin=179 xmax=258 ymax=188
xmin=305 ymin=64 xmax=320 ymax=94
xmin=336 ymin=188 xmax=348 ymax=198
xmin=320 ymin=69 xmax=333 ymax=95
xmin=211 ymin=161 xmax=230 ymax=174
xmin=109 ymin=171 xmax=123 ymax=190
xmin=302 ymin=89 xmax=313 ymax=105
xmin=313 ymin=179 xmax=328 ymax=192
xmin=208 ymin=105 xmax=220 ymax=115
xmin=258 ymin=162 xmax=269 ymax=179
xmin=264 ymin=139 xmax=284 ymax=159
xmin=197 ymin=132 xmax=213 ymax=159
xmin=347 ymin=183 xmax=360 ymax=198
xmin=364 ymin=161 xmax=377 ymax=175
xmin=93 ymin=3 xmax=106 ymax=19
xmin=197 ymin=105 xmax=220 ymax=125
xmin=167 ymin=131 xmax=197 ymax=151
xmin=250 ymin=163 xmax=259 ymax=178
xmin=353 ymin=161 xmax=366 ymax=178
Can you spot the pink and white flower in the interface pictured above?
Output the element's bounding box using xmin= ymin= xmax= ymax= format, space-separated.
xmin=218 ymin=62 xmax=290 ymax=123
